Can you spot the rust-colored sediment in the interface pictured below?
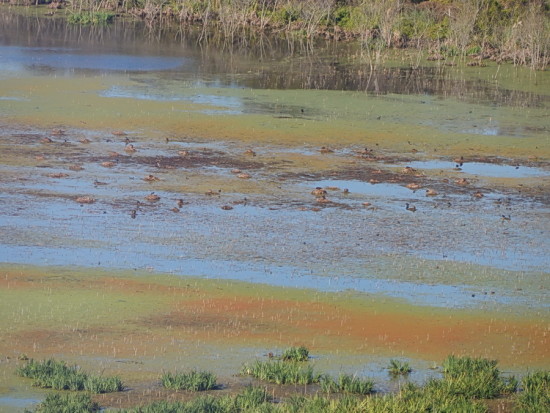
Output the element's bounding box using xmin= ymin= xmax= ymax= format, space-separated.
xmin=1 ymin=266 xmax=547 ymax=373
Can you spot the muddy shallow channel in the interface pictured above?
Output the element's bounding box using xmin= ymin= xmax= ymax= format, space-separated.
xmin=0 ymin=8 xmax=549 ymax=411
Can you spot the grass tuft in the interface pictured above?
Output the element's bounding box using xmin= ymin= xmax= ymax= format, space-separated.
xmin=119 ymin=388 xmax=274 ymax=413
xmin=84 ymin=375 xmax=124 ymax=393
xmin=67 ymin=11 xmax=115 ymax=25
xmin=17 ymin=358 xmax=123 ymax=393
xmin=441 ymin=355 xmax=517 ymax=399
xmin=27 ymin=393 xmax=99 ymax=413
xmin=161 ymin=370 xmax=217 ymax=391
xmin=280 ymin=346 xmax=309 ymax=362
xmin=320 ymin=373 xmax=375 ymax=395
xmin=516 ymin=370 xmax=550 ymax=412
xmin=233 ymin=385 xmax=273 ymax=410
xmin=388 ymin=359 xmax=412 ymax=377
xmin=241 ymin=360 xmax=321 ymax=385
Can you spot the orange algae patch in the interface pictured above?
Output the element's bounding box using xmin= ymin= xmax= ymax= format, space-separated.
xmin=0 ymin=266 xmax=548 ymax=373
xmin=157 ymin=295 xmax=549 ymax=369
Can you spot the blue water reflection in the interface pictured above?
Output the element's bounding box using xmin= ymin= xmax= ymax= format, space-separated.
xmin=0 ymin=45 xmax=190 ymax=73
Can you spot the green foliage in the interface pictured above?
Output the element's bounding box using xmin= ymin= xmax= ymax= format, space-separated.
xmin=161 ymin=370 xmax=217 ymax=391
xmin=282 ymin=395 xmax=332 ymax=412
xmin=331 ymin=5 xmax=368 ymax=31
xmin=272 ymin=4 xmax=300 ymax=25
xmin=283 ymin=386 xmax=487 ymax=412
xmin=399 ymin=8 xmax=442 ymax=42
xmin=119 ymin=388 xmax=274 ymax=413
xmin=474 ymin=0 xmax=510 ymax=43
xmin=17 ymin=358 xmax=86 ymax=391
xmin=17 ymin=358 xmax=123 ymax=393
xmin=120 ymin=399 xmax=187 ymax=413
xmin=26 ymin=393 xmax=99 ymax=413
xmin=122 ymin=396 xmax=225 ymax=413
xmin=428 ymin=15 xmax=450 ymax=41
xmin=68 ymin=11 xmax=115 ymax=25
xmin=466 ymin=45 xmax=482 ymax=55
xmin=319 ymin=375 xmax=339 ymax=394
xmin=388 ymin=359 xmax=412 ymax=377
xmin=320 ymin=373 xmax=375 ymax=395
xmin=281 ymin=346 xmax=309 ymax=362
xmin=115 ymin=358 xmax=546 ymax=413
xmin=516 ymin=371 xmax=550 ymax=412
xmin=233 ymin=385 xmax=273 ymax=410
xmin=241 ymin=360 xmax=321 ymax=385
xmin=362 ymin=381 xmax=486 ymax=412
xmin=441 ymin=355 xmax=517 ymax=399
xmin=84 ymin=375 xmax=124 ymax=393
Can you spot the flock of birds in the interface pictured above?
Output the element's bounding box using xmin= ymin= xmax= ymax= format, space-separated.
xmin=37 ymin=129 xmax=516 ymax=222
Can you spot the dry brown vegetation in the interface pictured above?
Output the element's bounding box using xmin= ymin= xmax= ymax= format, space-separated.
xmin=7 ymin=0 xmax=549 ymax=69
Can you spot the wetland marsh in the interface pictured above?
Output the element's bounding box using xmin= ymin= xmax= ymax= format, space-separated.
xmin=0 ymin=7 xmax=549 ymax=412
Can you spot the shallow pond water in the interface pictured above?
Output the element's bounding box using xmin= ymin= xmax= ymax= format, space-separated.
xmin=0 ymin=7 xmax=549 ymax=411
xmin=400 ymin=160 xmax=550 ymax=178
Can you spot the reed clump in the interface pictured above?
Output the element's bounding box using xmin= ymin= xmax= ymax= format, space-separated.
xmin=440 ymin=355 xmax=517 ymax=399
xmin=20 ymin=355 xmax=549 ymax=412
xmin=118 ymin=386 xmax=273 ymax=412
xmin=232 ymin=386 xmax=273 ymax=411
xmin=67 ymin=11 xmax=115 ymax=25
xmin=26 ymin=392 xmax=100 ymax=413
xmin=320 ymin=373 xmax=375 ymax=395
xmin=17 ymin=358 xmax=123 ymax=393
xmin=280 ymin=346 xmax=309 ymax=362
xmin=515 ymin=370 xmax=549 ymax=413
xmin=387 ymin=359 xmax=412 ymax=377
xmin=161 ymin=370 xmax=217 ymax=391
xmin=240 ymin=360 xmax=321 ymax=385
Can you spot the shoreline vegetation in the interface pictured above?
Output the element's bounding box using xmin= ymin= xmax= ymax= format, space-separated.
xmin=3 ymin=0 xmax=549 ymax=70
xmin=2 ymin=265 xmax=548 ymax=412
xmin=20 ymin=352 xmax=549 ymax=412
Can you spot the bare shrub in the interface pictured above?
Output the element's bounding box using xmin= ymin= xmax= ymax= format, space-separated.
xmin=447 ymin=0 xmax=482 ymax=57
xmin=299 ymin=0 xmax=334 ymax=39
xmin=503 ymin=1 xmax=549 ymax=70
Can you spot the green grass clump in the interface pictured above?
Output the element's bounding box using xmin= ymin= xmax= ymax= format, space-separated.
xmin=26 ymin=393 xmax=99 ymax=413
xmin=516 ymin=370 xmax=550 ymax=412
xmin=320 ymin=374 xmax=375 ymax=395
xmin=122 ymin=397 xmax=224 ymax=413
xmin=361 ymin=382 xmax=488 ymax=412
xmin=387 ymin=359 xmax=412 ymax=377
xmin=17 ymin=358 xmax=123 ymax=393
xmin=84 ymin=375 xmax=124 ymax=393
xmin=120 ymin=387 xmax=274 ymax=413
xmin=117 ymin=378 xmax=492 ymax=413
xmin=68 ymin=11 xmax=115 ymax=25
xmin=441 ymin=355 xmax=517 ymax=399
xmin=281 ymin=346 xmax=309 ymax=362
xmin=161 ymin=370 xmax=217 ymax=391
xmin=120 ymin=400 xmax=187 ymax=413
xmin=241 ymin=360 xmax=321 ymax=385
xmin=17 ymin=358 xmax=87 ymax=391
xmin=233 ymin=386 xmax=273 ymax=410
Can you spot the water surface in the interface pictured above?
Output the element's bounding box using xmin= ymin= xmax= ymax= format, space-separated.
xmin=0 ymin=9 xmax=549 ymax=409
